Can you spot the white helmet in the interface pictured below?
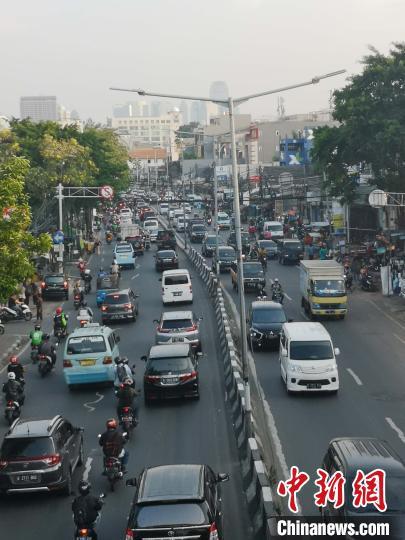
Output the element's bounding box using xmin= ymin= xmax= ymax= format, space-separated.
xmin=84 ymin=268 xmax=91 ymax=275
xmin=274 ymin=278 xmax=279 ymax=283
xmin=8 ymin=372 xmax=16 ymax=380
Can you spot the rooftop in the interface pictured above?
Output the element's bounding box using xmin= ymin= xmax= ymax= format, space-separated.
xmin=138 ymin=464 xmax=203 ymax=503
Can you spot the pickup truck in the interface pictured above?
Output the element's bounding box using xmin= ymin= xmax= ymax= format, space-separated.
xmin=230 ymin=261 xmax=266 ymax=293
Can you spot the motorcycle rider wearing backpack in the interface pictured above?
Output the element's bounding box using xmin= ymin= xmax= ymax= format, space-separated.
xmin=30 ymin=324 xmax=43 ymax=347
xmin=72 ymin=480 xmax=103 ymax=540
xmin=113 ymin=357 xmax=133 ymax=389
xmin=3 ymin=372 xmax=25 ymax=405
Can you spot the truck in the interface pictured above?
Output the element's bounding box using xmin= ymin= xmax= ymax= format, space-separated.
xmin=300 ymin=260 xmax=348 ymax=320
xmin=120 ymin=224 xmax=142 ymax=240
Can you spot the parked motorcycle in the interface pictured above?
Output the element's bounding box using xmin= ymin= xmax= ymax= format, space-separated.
xmin=0 ymin=320 xmax=4 ymax=335
xmin=38 ymin=354 xmax=53 ymax=377
xmin=5 ymin=400 xmax=20 ymax=425
xmin=0 ymin=303 xmax=32 ymax=322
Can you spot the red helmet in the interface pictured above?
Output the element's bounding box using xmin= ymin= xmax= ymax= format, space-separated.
xmin=56 ymin=307 xmax=62 ymax=315
xmin=106 ymin=418 xmax=117 ymax=430
xmin=9 ymin=355 xmax=18 ymax=364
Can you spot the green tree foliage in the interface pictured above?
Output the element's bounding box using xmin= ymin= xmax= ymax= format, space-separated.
xmin=312 ymin=43 xmax=405 ymax=202
xmin=0 ymin=157 xmax=51 ymax=300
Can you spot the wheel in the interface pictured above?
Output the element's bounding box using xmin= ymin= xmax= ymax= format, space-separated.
xmin=24 ymin=312 xmax=32 ymax=321
xmin=77 ymin=441 xmax=84 ymax=466
xmin=0 ymin=326 xmax=4 ymax=335
xmin=62 ymin=469 xmax=72 ymax=496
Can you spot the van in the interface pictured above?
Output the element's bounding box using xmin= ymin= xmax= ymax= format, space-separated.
xmin=159 ymin=203 xmax=169 ymax=215
xmin=217 ymin=212 xmax=231 ymax=230
xmin=63 ymin=323 xmax=120 ymax=387
xmin=114 ymin=241 xmax=135 ymax=269
xmin=262 ymin=221 xmax=284 ymax=240
xmin=143 ymin=218 xmax=159 ymax=242
xmin=279 ymin=322 xmax=339 ymax=394
xmin=160 ymin=269 xmax=193 ymax=305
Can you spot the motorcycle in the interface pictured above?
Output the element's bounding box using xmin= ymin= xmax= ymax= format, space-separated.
xmin=5 ymin=400 xmax=20 ymax=425
xmin=0 ymin=320 xmax=4 ymax=335
xmin=73 ymin=293 xmax=83 ymax=310
xmin=344 ymin=272 xmax=353 ymax=292
xmin=77 ymin=310 xmax=93 ymax=328
xmin=361 ymin=275 xmax=377 ymax=292
xmin=73 ymin=494 xmax=105 ymax=540
xmin=31 ymin=344 xmax=40 ymax=364
xmin=38 ymin=354 xmax=53 ymax=377
xmin=272 ymin=289 xmax=284 ymax=304
xmin=206 ymin=217 xmax=212 ymax=226
xmin=0 ymin=303 xmax=32 ymax=322
xmin=54 ymin=322 xmax=68 ymax=345
xmin=119 ymin=406 xmax=136 ymax=438
xmin=103 ymin=456 xmax=124 ymax=492
xmin=84 ymin=281 xmax=91 ymax=295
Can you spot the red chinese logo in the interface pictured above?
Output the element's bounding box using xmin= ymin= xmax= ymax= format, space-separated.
xmin=277 ymin=466 xmax=310 ymax=513
xmin=314 ymin=468 xmax=346 ymax=508
xmin=352 ymin=469 xmax=387 ymax=512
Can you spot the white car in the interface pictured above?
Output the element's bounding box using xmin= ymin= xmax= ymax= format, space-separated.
xmin=143 ymin=218 xmax=159 ymax=242
xmin=160 ymin=269 xmax=193 ymax=305
xmin=217 ymin=212 xmax=231 ymax=229
xmin=279 ymin=322 xmax=339 ymax=395
xmin=159 ymin=203 xmax=169 ymax=215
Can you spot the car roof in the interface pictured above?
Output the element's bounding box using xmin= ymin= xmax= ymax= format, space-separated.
xmin=138 ymin=464 xmax=204 ymax=503
xmin=5 ymin=415 xmax=64 ymax=439
xmin=105 ymin=288 xmax=131 ymax=296
xmin=149 ymin=343 xmax=191 ymax=358
xmin=219 ymin=246 xmax=234 ymax=251
xmin=329 ymin=438 xmax=405 ymax=474
xmin=162 ymin=311 xmax=193 ymax=320
xmin=283 ymin=322 xmax=330 ymax=341
xmin=251 ymin=301 xmax=284 ymax=310
xmin=162 ymin=269 xmax=190 ymax=276
xmin=282 ymin=239 xmax=301 ymax=244
xmin=67 ymin=323 xmax=110 ymax=337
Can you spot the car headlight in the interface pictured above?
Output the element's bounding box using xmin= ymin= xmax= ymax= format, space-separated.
xmin=289 ymin=364 xmax=302 ymax=373
xmin=325 ymin=364 xmax=337 ymax=372
xmin=250 ymin=328 xmax=263 ymax=338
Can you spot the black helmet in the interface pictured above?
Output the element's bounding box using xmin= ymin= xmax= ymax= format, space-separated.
xmin=114 ymin=357 xmax=122 ymax=365
xmin=35 ymin=324 xmax=41 ymax=331
xmin=121 ymin=356 xmax=129 ymax=364
xmin=78 ymin=480 xmax=91 ymax=496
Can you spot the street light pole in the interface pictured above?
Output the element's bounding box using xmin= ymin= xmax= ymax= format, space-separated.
xmin=57 ymin=183 xmax=64 ymax=273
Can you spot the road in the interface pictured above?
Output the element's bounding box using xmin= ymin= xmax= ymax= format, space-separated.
xmin=0 ymin=238 xmax=252 ymax=539
xmin=190 ymin=223 xmax=405 ymax=515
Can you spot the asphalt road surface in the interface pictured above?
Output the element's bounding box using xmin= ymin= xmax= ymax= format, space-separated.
xmin=0 ymin=238 xmax=252 ymax=539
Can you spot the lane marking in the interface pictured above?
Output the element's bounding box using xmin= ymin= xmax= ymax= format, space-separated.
xmin=82 ymin=457 xmax=93 ymax=481
xmin=135 ymin=264 xmax=140 ymax=269
xmin=393 ymin=333 xmax=405 ymax=346
xmin=346 ymin=368 xmax=363 ymax=386
xmin=131 ymin=273 xmax=140 ymax=280
xmin=0 ymin=339 xmax=32 ymax=374
xmin=386 ymin=417 xmax=405 ymax=445
xmin=84 ymin=392 xmax=104 ymax=412
xmin=365 ymin=298 xmax=405 ymax=332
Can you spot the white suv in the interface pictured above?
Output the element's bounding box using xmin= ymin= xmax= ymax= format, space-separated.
xmin=160 ymin=269 xmax=193 ymax=305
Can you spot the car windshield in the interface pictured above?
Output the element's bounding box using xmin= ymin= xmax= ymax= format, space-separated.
xmin=162 ymin=318 xmax=194 ymax=330
xmin=284 ymin=242 xmax=302 ymax=250
xmin=218 ymin=215 xmax=229 ymax=220
xmin=219 ymin=248 xmax=235 ymax=258
xmin=104 ymin=293 xmax=129 ymax=304
xmin=313 ymin=279 xmax=345 ymax=296
xmin=67 ymin=335 xmax=107 ymax=354
xmin=252 ymin=309 xmax=286 ymax=324
xmin=259 ymin=241 xmax=276 ymax=249
xmin=289 ymin=340 xmax=333 ymax=360
xmin=145 ymin=221 xmax=158 ymax=227
xmin=1 ymin=438 xmax=54 ymax=459
xmin=346 ymin=475 xmax=405 ymax=514
xmin=192 ymin=225 xmax=206 ymax=232
xmin=243 ymin=263 xmax=264 ymax=276
xmin=148 ymin=356 xmax=191 ymax=374
xmin=45 ymin=276 xmax=64 ymax=284
xmin=205 ymin=237 xmax=217 ymax=245
xmin=164 ymin=275 xmax=189 ymax=285
xmin=136 ymin=503 xmax=206 ymax=527
xmin=115 ymin=245 xmax=132 ymax=253
xmin=268 ymin=224 xmax=283 ymax=232
xmin=158 ymin=251 xmax=176 ymax=258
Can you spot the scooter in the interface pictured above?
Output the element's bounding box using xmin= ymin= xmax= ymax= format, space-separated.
xmin=38 ymin=354 xmax=53 ymax=377
xmin=5 ymin=400 xmax=21 ymax=425
xmin=118 ymin=406 xmax=137 ymax=439
xmin=31 ymin=344 xmax=40 ymax=364
xmin=0 ymin=303 xmax=32 ymax=322
xmin=84 ymin=281 xmax=91 ymax=295
xmin=73 ymin=494 xmax=105 ymax=540
xmin=98 ymin=434 xmax=127 ymax=492
xmin=73 ymin=293 xmax=83 ymax=310
xmin=361 ymin=275 xmax=377 ymax=292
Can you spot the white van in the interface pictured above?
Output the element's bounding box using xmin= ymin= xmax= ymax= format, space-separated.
xmin=262 ymin=221 xmax=284 ymax=240
xmin=143 ymin=218 xmax=159 ymax=242
xmin=217 ymin=212 xmax=231 ymax=230
xmin=175 ymin=215 xmax=186 ymax=232
xmin=160 ymin=269 xmax=193 ymax=305
xmin=159 ymin=203 xmax=169 ymax=215
xmin=279 ymin=322 xmax=339 ymax=394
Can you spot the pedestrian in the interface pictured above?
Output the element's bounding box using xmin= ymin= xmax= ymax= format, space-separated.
xmin=308 ymin=244 xmax=314 ymax=260
xmin=35 ymin=294 xmax=43 ymax=322
xmin=351 ymin=257 xmax=361 ymax=283
xmin=24 ymin=280 xmax=33 ymax=306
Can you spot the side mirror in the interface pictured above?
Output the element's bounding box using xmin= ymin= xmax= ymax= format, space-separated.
xmin=288 ymin=318 xmax=294 ymax=323
xmin=217 ymin=473 xmax=230 ymax=483
xmin=198 ymin=317 xmax=203 ymax=321
xmin=334 ymin=347 xmax=340 ymax=356
xmin=99 ymin=493 xmax=106 ymax=499
xmin=196 ymin=352 xmax=203 ymax=357
xmin=97 ymin=433 xmax=101 ymax=439
xmin=153 ymin=319 xmax=159 ymax=324
xmin=141 ymin=355 xmax=147 ymax=362
xmin=126 ymin=478 xmax=137 ymax=487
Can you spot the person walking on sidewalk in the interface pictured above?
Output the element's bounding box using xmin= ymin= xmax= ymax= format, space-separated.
xmin=24 ymin=280 xmax=33 ymax=306
xmin=35 ymin=294 xmax=43 ymax=321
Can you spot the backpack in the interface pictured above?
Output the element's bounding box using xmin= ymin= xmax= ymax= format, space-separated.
xmin=73 ymin=498 xmax=89 ymax=527
xmin=117 ymin=364 xmax=127 ymax=383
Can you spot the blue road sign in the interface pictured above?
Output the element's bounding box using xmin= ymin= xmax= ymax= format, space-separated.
xmin=53 ymin=230 xmax=64 ymax=244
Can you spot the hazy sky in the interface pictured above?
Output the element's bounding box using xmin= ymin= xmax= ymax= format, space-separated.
xmin=1 ymin=0 xmax=404 ymax=122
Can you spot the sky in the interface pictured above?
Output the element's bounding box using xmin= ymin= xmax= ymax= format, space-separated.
xmin=1 ymin=0 xmax=405 ymax=123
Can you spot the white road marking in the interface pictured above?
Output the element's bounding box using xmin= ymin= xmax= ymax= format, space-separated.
xmin=386 ymin=417 xmax=405 ymax=445
xmin=393 ymin=333 xmax=405 ymax=346
xmin=346 ymin=368 xmax=363 ymax=386
xmin=135 ymin=264 xmax=140 ymax=269
xmin=82 ymin=457 xmax=93 ymax=481
xmin=84 ymin=392 xmax=104 ymax=412
xmin=131 ymin=273 xmax=140 ymax=280
xmin=0 ymin=339 xmax=32 ymax=374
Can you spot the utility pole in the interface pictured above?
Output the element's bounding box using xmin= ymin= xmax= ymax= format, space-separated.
xmin=213 ymin=145 xmax=219 ymax=274
xmin=57 ymin=183 xmax=64 ymax=273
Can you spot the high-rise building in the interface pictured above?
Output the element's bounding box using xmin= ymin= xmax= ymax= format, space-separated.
xmin=20 ymin=96 xmax=58 ymax=122
xmin=113 ymin=103 xmax=133 ymax=118
xmin=209 ymin=81 xmax=229 ymax=113
xmin=190 ymin=101 xmax=207 ymax=125
xmin=179 ymin=100 xmax=189 ymax=125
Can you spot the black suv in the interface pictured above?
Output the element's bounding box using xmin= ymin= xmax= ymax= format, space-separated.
xmin=231 ymin=261 xmax=266 ymax=292
xmin=101 ymin=288 xmax=139 ymax=324
xmin=0 ymin=415 xmax=83 ymax=495
xmin=247 ymin=301 xmax=288 ymax=351
xmin=278 ymin=239 xmax=303 ymax=265
xmin=125 ymin=464 xmax=229 ymax=539
xmin=156 ymin=229 xmax=176 ymax=250
xmin=212 ymin=246 xmax=236 ymax=273
xmin=41 ymin=273 xmax=69 ymax=300
xmin=155 ymin=249 xmax=179 ymax=271
xmin=189 ymin=224 xmax=206 ymax=243
xmin=227 ymin=231 xmax=250 ymax=254
xmin=202 ymin=234 xmax=223 ymax=257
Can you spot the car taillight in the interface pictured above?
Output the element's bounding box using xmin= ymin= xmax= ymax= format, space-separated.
xmin=63 ymin=281 xmax=68 ymax=288
xmin=103 ymin=356 xmax=112 ymax=364
xmin=161 ymin=288 xmax=164 ymax=294
xmin=7 ymin=401 xmax=14 ymax=406
xmin=0 ymin=459 xmax=8 ymax=469
xmin=43 ymin=454 xmax=61 ymax=466
xmin=209 ymin=522 xmax=219 ymax=540
xmin=79 ymin=530 xmax=89 ymax=537
xmin=189 ymin=285 xmax=192 ymax=293
xmin=122 ymin=407 xmax=130 ymax=413
xmin=63 ymin=359 xmax=72 ymax=368
xmin=125 ymin=529 xmax=134 ymax=540
xmin=145 ymin=375 xmax=160 ymax=382
xmin=179 ymin=370 xmax=197 ymax=382
xmin=185 ymin=323 xmax=197 ymax=332
xmin=124 ymin=303 xmax=132 ymax=310
xmin=101 ymin=306 xmax=107 ymax=312
xmin=41 ymin=281 xmax=46 ymax=288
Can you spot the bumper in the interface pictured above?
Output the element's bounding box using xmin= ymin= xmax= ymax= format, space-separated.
xmin=218 ymin=263 xmax=232 ymax=271
xmin=287 ymin=374 xmax=339 ymax=392
xmin=0 ymin=468 xmax=66 ymax=494
xmin=311 ymin=308 xmax=347 ymax=316
xmin=156 ymin=336 xmax=200 ymax=348
xmin=162 ymin=293 xmax=193 ymax=304
xmin=243 ymin=280 xmax=266 ymax=290
xmin=191 ymin=236 xmax=204 ymax=243
xmin=63 ymin=366 xmax=114 ymax=385
xmin=251 ymin=333 xmax=280 ymax=347
xmin=42 ymin=289 xmax=68 ymax=297
xmin=144 ymin=381 xmax=199 ymax=400
xmin=102 ymin=312 xmax=135 ymax=322
xmin=156 ymin=262 xmax=179 ymax=271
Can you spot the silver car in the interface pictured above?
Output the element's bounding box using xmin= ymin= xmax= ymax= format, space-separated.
xmin=154 ymin=311 xmax=203 ymax=351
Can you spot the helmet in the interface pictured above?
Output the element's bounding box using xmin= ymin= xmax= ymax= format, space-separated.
xmin=9 ymin=356 xmax=18 ymax=364
xmin=84 ymin=269 xmax=91 ymax=275
xmin=121 ymin=356 xmax=129 ymax=365
xmin=106 ymin=418 xmax=117 ymax=430
xmin=56 ymin=307 xmax=62 ymax=315
xmin=114 ymin=357 xmax=122 ymax=365
xmin=35 ymin=324 xmax=41 ymax=331
xmin=124 ymin=378 xmax=133 ymax=386
xmin=8 ymin=372 xmax=16 ymax=380
xmin=79 ymin=258 xmax=83 ymax=263
xmin=274 ymin=278 xmax=279 ymax=283
xmin=43 ymin=333 xmax=50 ymax=341
xmin=78 ymin=480 xmax=91 ymax=496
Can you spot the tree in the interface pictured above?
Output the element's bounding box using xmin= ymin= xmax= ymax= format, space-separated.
xmin=0 ymin=157 xmax=51 ymax=301
xmin=312 ymin=43 xmax=405 ymax=202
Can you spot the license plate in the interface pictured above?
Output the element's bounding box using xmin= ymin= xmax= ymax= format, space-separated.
xmin=172 ymin=337 xmax=184 ymax=342
xmin=121 ymin=416 xmax=132 ymax=422
xmin=326 ymin=310 xmax=335 ymax=314
xmin=110 ymin=314 xmax=121 ymax=319
xmin=15 ymin=474 xmax=39 ymax=483
xmin=80 ymin=359 xmax=96 ymax=366
xmin=307 ymin=383 xmax=321 ymax=389
xmin=173 ymin=292 xmax=182 ymax=296
xmin=162 ymin=377 xmax=179 ymax=385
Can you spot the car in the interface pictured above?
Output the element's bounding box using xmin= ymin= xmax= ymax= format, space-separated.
xmin=217 ymin=211 xmax=231 ymax=229
xmin=212 ymin=246 xmax=236 ymax=273
xmin=142 ymin=343 xmax=200 ymax=403
xmin=96 ymin=274 xmax=119 ymax=307
xmin=202 ymin=234 xmax=223 ymax=257
xmin=159 ymin=203 xmax=169 ymax=215
xmin=230 ymin=261 xmax=266 ymax=292
xmin=125 ymin=464 xmax=229 ymax=539
xmin=156 ymin=229 xmax=176 ymax=250
xmin=154 ymin=310 xmax=203 ymax=351
xmin=160 ymin=269 xmax=193 ymax=305
xmin=143 ymin=218 xmax=159 ymax=242
xmin=278 ymin=239 xmax=304 ymax=264
xmin=261 ymin=221 xmax=284 ymax=240
xmin=227 ymin=231 xmax=250 ymax=254
xmin=189 ymin=223 xmax=207 ymax=243
xmin=0 ymin=415 xmax=83 ymax=495
xmin=101 ymin=288 xmax=139 ymax=323
xmin=41 ymin=273 xmax=69 ymax=300
xmin=155 ymin=249 xmax=179 ymax=271
xmin=114 ymin=242 xmax=135 ymax=269
xmin=247 ymin=301 xmax=288 ymax=351
xmin=255 ymin=239 xmax=278 ymax=259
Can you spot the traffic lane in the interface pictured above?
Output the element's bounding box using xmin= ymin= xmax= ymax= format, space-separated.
xmin=0 ymin=240 xmax=252 ymax=539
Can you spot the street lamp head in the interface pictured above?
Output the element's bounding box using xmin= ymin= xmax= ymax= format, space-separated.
xmin=311 ymin=76 xmax=320 ymax=84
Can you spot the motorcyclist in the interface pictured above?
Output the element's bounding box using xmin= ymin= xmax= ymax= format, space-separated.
xmin=248 ymin=246 xmax=259 ymax=261
xmin=54 ymin=306 xmax=68 ymax=336
xmin=30 ymin=324 xmax=43 ymax=348
xmin=77 ymin=258 xmax=86 ymax=277
xmin=72 ymin=481 xmax=103 ymax=540
xmin=83 ymin=269 xmax=93 ymax=293
xmin=3 ymin=372 xmax=25 ymax=405
xmin=38 ymin=333 xmax=57 ymax=366
xmin=115 ymin=378 xmax=139 ymax=424
xmin=99 ymin=419 xmax=128 ymax=471
xmin=73 ymin=280 xmax=85 ymax=305
xmin=8 ymin=295 xmax=23 ymax=318
xmin=113 ymin=357 xmax=134 ymax=389
xmin=111 ymin=260 xmax=119 ymax=275
xmin=258 ymin=246 xmax=267 ymax=269
xmin=271 ymin=278 xmax=284 ymax=304
xmin=7 ymin=356 xmax=24 ymax=383
xmin=77 ymin=305 xmax=93 ymax=326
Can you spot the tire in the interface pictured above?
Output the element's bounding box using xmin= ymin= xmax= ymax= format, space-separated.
xmin=24 ymin=312 xmax=32 ymax=321
xmin=0 ymin=326 xmax=4 ymax=335
xmin=62 ymin=469 xmax=72 ymax=496
xmin=77 ymin=441 xmax=84 ymax=466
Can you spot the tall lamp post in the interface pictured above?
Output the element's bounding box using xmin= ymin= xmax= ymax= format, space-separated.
xmin=111 ymin=70 xmax=345 ymax=433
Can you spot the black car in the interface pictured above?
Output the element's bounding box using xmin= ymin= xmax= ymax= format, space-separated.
xmin=227 ymin=231 xmax=250 ymax=254
xmin=278 ymin=239 xmax=304 ymax=264
xmin=156 ymin=229 xmax=176 ymax=250
xmin=0 ymin=415 xmax=83 ymax=495
xmin=212 ymin=246 xmax=236 ymax=273
xmin=189 ymin=224 xmax=206 ymax=243
xmin=41 ymin=273 xmax=69 ymax=300
xmin=142 ymin=343 xmax=200 ymax=404
xmin=125 ymin=464 xmax=229 ymax=539
xmin=187 ymin=218 xmax=204 ymax=234
xmin=101 ymin=288 xmax=139 ymax=324
xmin=202 ymin=234 xmax=223 ymax=257
xmin=247 ymin=301 xmax=288 ymax=351
xmin=231 ymin=261 xmax=266 ymax=292
xmin=255 ymin=239 xmax=278 ymax=259
xmin=155 ymin=250 xmax=179 ymax=271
